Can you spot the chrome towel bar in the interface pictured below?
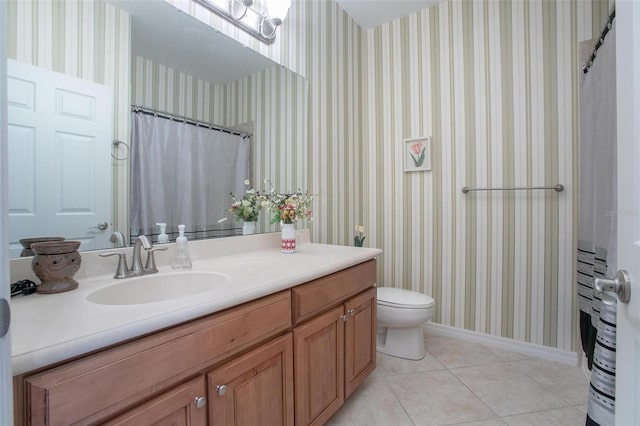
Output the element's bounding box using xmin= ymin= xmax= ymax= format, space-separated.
xmin=461 ymin=184 xmax=564 ymax=194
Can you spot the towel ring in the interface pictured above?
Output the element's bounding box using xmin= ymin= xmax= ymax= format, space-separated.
xmin=111 ymin=140 xmax=129 ymax=161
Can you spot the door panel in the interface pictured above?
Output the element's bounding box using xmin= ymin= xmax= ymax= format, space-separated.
xmin=294 ymin=305 xmax=344 ymax=426
xmin=207 ymin=333 xmax=294 ymax=426
xmin=344 ymin=287 xmax=377 ymax=398
xmin=7 ymin=59 xmax=112 ymax=256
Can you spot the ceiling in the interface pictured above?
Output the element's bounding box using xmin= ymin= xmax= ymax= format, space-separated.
xmin=335 ymin=0 xmax=445 ymax=29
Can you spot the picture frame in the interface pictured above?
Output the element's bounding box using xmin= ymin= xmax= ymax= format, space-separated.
xmin=403 ymin=136 xmax=431 ymax=172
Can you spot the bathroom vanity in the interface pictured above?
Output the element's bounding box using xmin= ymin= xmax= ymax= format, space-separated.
xmin=10 ymin=232 xmax=381 ymax=425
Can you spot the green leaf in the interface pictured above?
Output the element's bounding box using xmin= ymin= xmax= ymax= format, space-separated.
xmin=416 ymin=148 xmax=425 ymax=167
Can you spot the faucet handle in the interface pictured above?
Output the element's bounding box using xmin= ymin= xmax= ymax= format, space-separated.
xmin=99 ymin=252 xmax=132 ymax=279
xmin=144 ymin=246 xmax=168 ymax=274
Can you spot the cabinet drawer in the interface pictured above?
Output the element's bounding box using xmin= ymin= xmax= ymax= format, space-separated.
xmin=23 ymin=291 xmax=291 ymax=426
xmin=291 ymin=260 xmax=376 ymax=326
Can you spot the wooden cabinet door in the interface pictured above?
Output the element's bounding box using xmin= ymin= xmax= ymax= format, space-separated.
xmin=104 ymin=376 xmax=207 ymax=426
xmin=207 ymin=333 xmax=294 ymax=426
xmin=293 ymin=305 xmax=345 ymax=426
xmin=344 ymin=287 xmax=377 ymax=398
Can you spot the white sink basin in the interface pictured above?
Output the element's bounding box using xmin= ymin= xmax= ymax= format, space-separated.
xmin=87 ymin=271 xmax=230 ymax=305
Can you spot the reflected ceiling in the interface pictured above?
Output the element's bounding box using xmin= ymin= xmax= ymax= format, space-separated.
xmin=110 ymin=0 xmax=277 ymax=84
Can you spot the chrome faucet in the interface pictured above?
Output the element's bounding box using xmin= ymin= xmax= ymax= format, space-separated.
xmin=131 ymin=235 xmax=153 ymax=275
xmin=109 ymin=231 xmax=126 ymax=247
xmin=100 ymin=235 xmax=167 ymax=279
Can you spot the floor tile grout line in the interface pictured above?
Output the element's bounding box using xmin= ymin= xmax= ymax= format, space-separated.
xmin=502 ymin=359 xmax=588 ymax=407
xmin=380 ymin=375 xmax=417 ymax=426
xmin=480 ymin=344 xmax=533 ymax=362
xmin=446 ymin=372 xmax=574 ymax=417
xmin=444 ymin=360 xmax=503 ymax=420
xmin=498 ymin=404 xmax=588 ymax=421
xmin=424 ymin=337 xmax=535 ymax=370
xmin=442 ymin=354 xmax=582 ymax=418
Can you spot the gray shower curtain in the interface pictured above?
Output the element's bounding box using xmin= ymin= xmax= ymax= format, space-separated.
xmin=578 ymin=26 xmax=617 ymax=426
xmin=130 ymin=112 xmax=250 ymax=241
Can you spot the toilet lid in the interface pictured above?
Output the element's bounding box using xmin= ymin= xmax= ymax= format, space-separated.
xmin=377 ymin=287 xmax=434 ymax=308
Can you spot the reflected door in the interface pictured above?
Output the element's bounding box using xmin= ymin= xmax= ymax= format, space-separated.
xmin=7 ymin=60 xmax=112 ymax=256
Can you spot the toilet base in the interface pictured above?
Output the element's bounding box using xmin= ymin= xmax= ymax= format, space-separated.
xmin=376 ymin=325 xmax=425 ymax=360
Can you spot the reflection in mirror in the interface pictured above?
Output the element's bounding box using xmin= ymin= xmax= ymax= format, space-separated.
xmin=129 ymin=106 xmax=250 ymax=241
xmin=6 ymin=0 xmax=309 ymax=258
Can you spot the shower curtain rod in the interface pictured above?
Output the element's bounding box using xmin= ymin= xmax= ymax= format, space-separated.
xmin=583 ymin=6 xmax=616 ymax=74
xmin=131 ymin=104 xmax=250 ymax=138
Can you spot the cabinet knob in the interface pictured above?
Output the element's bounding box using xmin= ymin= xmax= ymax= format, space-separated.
xmin=347 ymin=308 xmax=355 ymax=316
xmin=216 ymin=384 xmax=228 ymax=396
xmin=195 ymin=396 xmax=207 ymax=408
xmin=340 ymin=314 xmax=348 ymax=322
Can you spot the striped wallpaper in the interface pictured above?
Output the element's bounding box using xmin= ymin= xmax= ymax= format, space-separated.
xmin=131 ymin=56 xmax=309 ymax=233
xmin=6 ymin=0 xmax=131 ymax=234
xmin=185 ymin=0 xmax=610 ymax=351
xmin=360 ymin=0 xmax=579 ymax=349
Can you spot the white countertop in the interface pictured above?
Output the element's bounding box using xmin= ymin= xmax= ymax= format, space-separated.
xmin=11 ymin=234 xmax=382 ymax=375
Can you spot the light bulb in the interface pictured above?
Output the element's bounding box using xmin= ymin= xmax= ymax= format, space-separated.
xmin=267 ymin=0 xmax=291 ymax=25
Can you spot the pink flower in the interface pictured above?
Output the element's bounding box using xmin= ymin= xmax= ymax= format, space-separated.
xmin=411 ymin=142 xmax=423 ymax=155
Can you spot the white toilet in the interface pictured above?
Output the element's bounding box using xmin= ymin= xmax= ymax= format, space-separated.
xmin=376 ymin=287 xmax=435 ymax=360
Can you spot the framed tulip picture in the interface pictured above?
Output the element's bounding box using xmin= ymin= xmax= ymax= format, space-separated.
xmin=404 ymin=136 xmax=432 ymax=172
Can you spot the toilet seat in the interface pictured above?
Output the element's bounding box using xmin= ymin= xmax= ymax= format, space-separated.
xmin=377 ymin=287 xmax=434 ymax=309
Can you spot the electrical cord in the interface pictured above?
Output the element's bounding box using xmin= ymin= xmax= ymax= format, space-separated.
xmin=10 ymin=279 xmax=37 ymax=297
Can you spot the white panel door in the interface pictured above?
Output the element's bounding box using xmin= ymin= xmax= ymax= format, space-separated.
xmin=7 ymin=60 xmax=112 ymax=257
xmin=615 ymin=2 xmax=640 ymax=424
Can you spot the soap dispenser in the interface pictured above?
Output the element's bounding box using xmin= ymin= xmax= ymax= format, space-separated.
xmin=156 ymin=222 xmax=169 ymax=244
xmin=171 ymin=224 xmax=192 ymax=269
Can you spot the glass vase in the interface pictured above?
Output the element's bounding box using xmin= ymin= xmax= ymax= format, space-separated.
xmin=242 ymin=221 xmax=257 ymax=235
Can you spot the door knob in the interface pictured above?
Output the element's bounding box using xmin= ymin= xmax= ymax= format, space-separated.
xmin=93 ymin=222 xmax=108 ymax=231
xmin=216 ymin=384 xmax=227 ymax=396
xmin=594 ymin=270 xmax=631 ymax=304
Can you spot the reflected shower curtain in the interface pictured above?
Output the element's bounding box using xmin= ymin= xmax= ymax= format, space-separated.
xmin=130 ymin=112 xmax=250 ymax=240
xmin=578 ymin=27 xmax=617 ymax=426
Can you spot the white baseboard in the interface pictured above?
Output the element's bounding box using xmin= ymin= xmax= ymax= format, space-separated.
xmin=424 ymin=323 xmax=579 ymax=366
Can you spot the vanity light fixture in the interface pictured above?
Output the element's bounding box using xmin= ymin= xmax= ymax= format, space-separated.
xmin=195 ymin=0 xmax=291 ymax=44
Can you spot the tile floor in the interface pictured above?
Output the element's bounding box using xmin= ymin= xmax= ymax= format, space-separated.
xmin=327 ymin=332 xmax=589 ymax=426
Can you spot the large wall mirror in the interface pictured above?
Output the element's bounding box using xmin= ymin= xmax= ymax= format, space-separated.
xmin=6 ymin=0 xmax=309 ymax=258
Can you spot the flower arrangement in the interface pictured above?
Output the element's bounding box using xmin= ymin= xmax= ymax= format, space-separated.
xmin=229 ymin=180 xmax=262 ymax=222
xmin=261 ymin=180 xmax=314 ymax=225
